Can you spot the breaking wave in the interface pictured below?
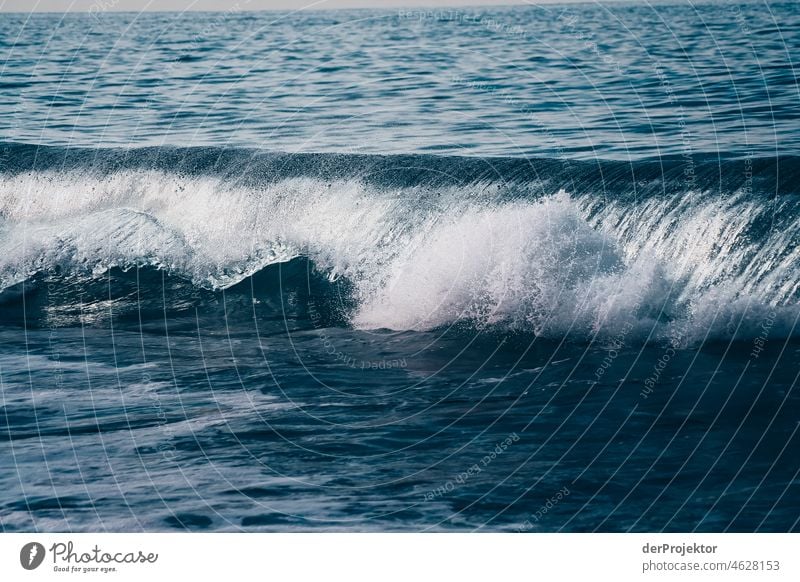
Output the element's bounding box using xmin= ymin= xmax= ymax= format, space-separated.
xmin=1 ymin=143 xmax=799 ymax=342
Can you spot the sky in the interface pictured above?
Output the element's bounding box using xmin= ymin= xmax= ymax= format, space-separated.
xmin=0 ymin=0 xmax=609 ymax=12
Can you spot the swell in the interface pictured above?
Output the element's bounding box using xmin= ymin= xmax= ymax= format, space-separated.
xmin=3 ymin=142 xmax=799 ymax=196
xmin=1 ymin=143 xmax=799 ymax=342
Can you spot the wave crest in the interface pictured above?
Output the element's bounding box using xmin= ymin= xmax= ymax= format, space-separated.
xmin=2 ymin=146 xmax=799 ymax=342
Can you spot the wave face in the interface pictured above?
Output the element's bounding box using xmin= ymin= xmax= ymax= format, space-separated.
xmin=1 ymin=143 xmax=799 ymax=342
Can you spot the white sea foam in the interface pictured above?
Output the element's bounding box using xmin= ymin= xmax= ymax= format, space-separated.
xmin=1 ymin=170 xmax=798 ymax=340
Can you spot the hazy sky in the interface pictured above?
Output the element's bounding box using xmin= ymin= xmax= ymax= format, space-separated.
xmin=0 ymin=0 xmax=606 ymax=12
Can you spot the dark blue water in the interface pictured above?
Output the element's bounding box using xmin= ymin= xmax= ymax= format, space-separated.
xmin=1 ymin=1 xmax=799 ymax=532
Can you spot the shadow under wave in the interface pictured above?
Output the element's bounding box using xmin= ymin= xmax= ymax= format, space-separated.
xmin=0 ymin=257 xmax=353 ymax=331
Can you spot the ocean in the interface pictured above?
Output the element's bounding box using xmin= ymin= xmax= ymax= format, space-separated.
xmin=1 ymin=0 xmax=799 ymax=532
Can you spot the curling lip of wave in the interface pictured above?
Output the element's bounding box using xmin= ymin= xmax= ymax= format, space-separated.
xmin=1 ymin=144 xmax=799 ymax=340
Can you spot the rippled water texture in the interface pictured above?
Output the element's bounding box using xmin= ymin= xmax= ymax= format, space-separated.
xmin=1 ymin=1 xmax=799 ymax=532
xmin=1 ymin=1 xmax=799 ymax=158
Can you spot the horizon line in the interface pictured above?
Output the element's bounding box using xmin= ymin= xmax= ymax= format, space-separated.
xmin=0 ymin=0 xmax=761 ymax=15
